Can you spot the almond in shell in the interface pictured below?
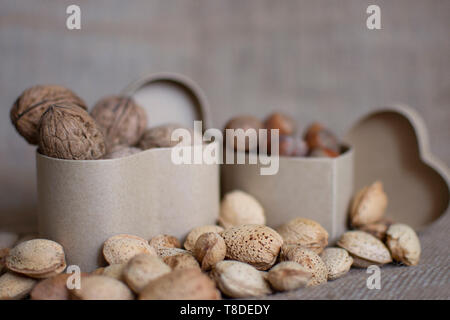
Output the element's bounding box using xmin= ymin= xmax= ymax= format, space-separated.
xmin=386 ymin=224 xmax=421 ymax=266
xmin=320 ymin=247 xmax=353 ymax=280
xmin=267 ymin=261 xmax=312 ymax=292
xmin=350 ymin=181 xmax=388 ymax=227
xmin=103 ymin=234 xmax=156 ymax=265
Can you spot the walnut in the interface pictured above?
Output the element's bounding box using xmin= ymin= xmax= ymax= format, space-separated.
xmin=91 ymin=96 xmax=147 ymax=151
xmin=38 ymin=104 xmax=106 ymax=160
xmin=138 ymin=123 xmax=197 ymax=150
xmin=10 ymin=85 xmax=86 ymax=145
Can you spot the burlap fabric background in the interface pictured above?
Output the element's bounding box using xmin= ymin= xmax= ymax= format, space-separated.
xmin=264 ymin=210 xmax=450 ymax=300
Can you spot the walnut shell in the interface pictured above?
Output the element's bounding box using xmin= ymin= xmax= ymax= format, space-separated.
xmin=91 ymin=95 xmax=147 ymax=151
xmin=10 ymin=85 xmax=86 ymax=145
xmin=138 ymin=123 xmax=197 ymax=150
xmin=38 ymin=104 xmax=106 ymax=160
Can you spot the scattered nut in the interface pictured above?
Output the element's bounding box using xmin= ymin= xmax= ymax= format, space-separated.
xmin=219 ymin=190 xmax=265 ymax=229
xmin=123 ymin=254 xmax=171 ymax=293
xmin=193 ymin=232 xmax=226 ymax=271
xmin=304 ymin=122 xmax=340 ymax=153
xmin=30 ymin=272 xmax=88 ymax=300
xmin=157 ymin=247 xmax=192 ymax=259
xmin=337 ymin=231 xmax=392 ymax=268
xmin=10 ymin=85 xmax=86 ymax=144
xmin=350 ymin=181 xmax=388 ymax=227
xmin=71 ymin=275 xmax=134 ymax=300
xmin=220 ymin=224 xmax=283 ymax=271
xmin=184 ymin=225 xmax=224 ymax=251
xmin=279 ymin=245 xmax=328 ymax=286
xmin=267 ymin=261 xmax=312 ymax=291
xmin=101 ymin=263 xmax=126 ymax=281
xmin=6 ymin=239 xmax=66 ymax=278
xmin=278 ymin=135 xmax=309 ymax=157
xmin=38 ymin=104 xmax=106 ymax=160
xmin=386 ymin=224 xmax=421 ymax=266
xmin=276 ymin=217 xmax=328 ymax=254
xmin=358 ymin=218 xmax=393 ymax=241
xmin=103 ymin=234 xmax=156 ymax=265
xmin=224 ymin=116 xmax=263 ymax=152
xmin=264 ymin=112 xmax=296 ymax=136
xmin=163 ymin=252 xmax=200 ymax=271
xmin=149 ymin=234 xmax=181 ymax=255
xmin=211 ymin=260 xmax=271 ymax=298
xmin=138 ymin=123 xmax=196 ymax=150
xmin=0 ymin=248 xmax=9 ymax=275
xmin=139 ymin=268 xmax=220 ymax=300
xmin=0 ymin=272 xmax=37 ymax=300
xmin=320 ymin=248 xmax=353 ymax=280
xmin=0 ymin=231 xmax=19 ymax=249
xmin=91 ymin=95 xmax=147 ymax=151
xmin=103 ymin=145 xmax=141 ymax=159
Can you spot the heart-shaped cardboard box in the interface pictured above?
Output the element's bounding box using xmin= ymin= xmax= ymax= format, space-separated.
xmin=222 ymin=104 xmax=449 ymax=243
xmin=37 ymin=73 xmax=220 ymax=271
xmin=345 ymin=104 xmax=449 ymax=229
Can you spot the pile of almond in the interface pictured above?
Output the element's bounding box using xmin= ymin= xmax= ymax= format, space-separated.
xmin=0 ymin=181 xmax=421 ymax=300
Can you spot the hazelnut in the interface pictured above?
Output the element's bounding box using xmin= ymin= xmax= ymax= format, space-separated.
xmin=279 ymin=135 xmax=309 ymax=157
xmin=10 ymin=85 xmax=86 ymax=145
xmin=264 ymin=112 xmax=296 ymax=136
xmin=91 ymin=95 xmax=147 ymax=151
xmin=193 ymin=232 xmax=226 ymax=271
xmin=304 ymin=122 xmax=340 ymax=153
xmin=138 ymin=123 xmax=197 ymax=150
xmin=224 ymin=115 xmax=263 ymax=152
xmin=38 ymin=104 xmax=106 ymax=160
xmin=219 ymin=190 xmax=265 ymax=229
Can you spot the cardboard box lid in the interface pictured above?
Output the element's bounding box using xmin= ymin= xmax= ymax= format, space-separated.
xmin=345 ymin=104 xmax=449 ymax=229
xmin=122 ymin=72 xmax=212 ymax=129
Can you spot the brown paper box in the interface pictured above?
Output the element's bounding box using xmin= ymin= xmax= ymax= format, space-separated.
xmin=36 ymin=73 xmax=219 ymax=272
xmin=221 ymin=147 xmax=354 ymax=242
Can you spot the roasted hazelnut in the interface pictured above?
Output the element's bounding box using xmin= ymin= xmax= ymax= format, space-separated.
xmin=279 ymin=135 xmax=309 ymax=157
xmin=91 ymin=95 xmax=147 ymax=151
xmin=224 ymin=116 xmax=263 ymax=152
xmin=304 ymin=122 xmax=340 ymax=153
xmin=264 ymin=112 xmax=296 ymax=136
xmin=38 ymin=104 xmax=106 ymax=160
xmin=309 ymin=147 xmax=339 ymax=158
xmin=138 ymin=123 xmax=197 ymax=150
xmin=10 ymin=85 xmax=86 ymax=145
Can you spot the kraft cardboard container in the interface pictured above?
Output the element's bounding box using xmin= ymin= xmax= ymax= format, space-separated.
xmin=222 ymin=104 xmax=450 ymax=242
xmin=37 ymin=73 xmax=219 ymax=272
xmin=222 ymin=147 xmax=353 ymax=242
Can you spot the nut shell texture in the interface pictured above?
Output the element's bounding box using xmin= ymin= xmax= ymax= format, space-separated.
xmin=350 ymin=181 xmax=388 ymax=227
xmin=72 ymin=275 xmax=133 ymax=300
xmin=337 ymin=231 xmax=392 ymax=266
xmin=139 ymin=268 xmax=220 ymax=300
xmin=0 ymin=272 xmax=37 ymax=300
xmin=39 ymin=104 xmax=106 ymax=160
xmin=320 ymin=248 xmax=353 ymax=280
xmin=193 ymin=232 xmax=226 ymax=271
xmin=6 ymin=239 xmax=66 ymax=278
xmin=267 ymin=261 xmax=312 ymax=291
xmin=219 ymin=190 xmax=266 ymax=228
xmin=91 ymin=95 xmax=147 ymax=151
xmin=103 ymin=234 xmax=156 ymax=265
xmin=386 ymin=224 xmax=421 ymax=266
xmin=10 ymin=85 xmax=86 ymax=144
xmin=220 ymin=224 xmax=283 ymax=271
xmin=276 ymin=218 xmax=328 ymax=254
xmin=280 ymin=245 xmax=328 ymax=286
xmin=212 ymin=260 xmax=271 ymax=298
xmin=184 ymin=225 xmax=224 ymax=251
